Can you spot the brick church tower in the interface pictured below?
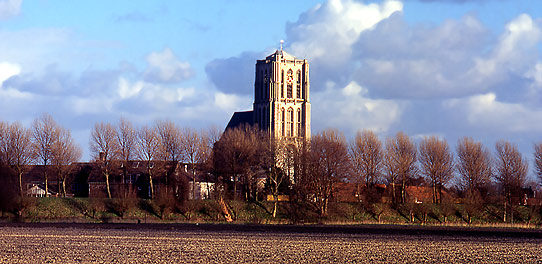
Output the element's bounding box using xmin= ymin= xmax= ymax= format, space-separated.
xmin=227 ymin=42 xmax=311 ymax=142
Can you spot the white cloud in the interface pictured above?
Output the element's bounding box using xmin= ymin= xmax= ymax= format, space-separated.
xmin=471 ymin=14 xmax=542 ymax=82
xmin=118 ymin=77 xmax=144 ymax=99
xmin=0 ymin=0 xmax=21 ymax=20
xmin=0 ymin=61 xmax=20 ymax=87
xmin=313 ymin=81 xmax=402 ymax=135
xmin=144 ymin=48 xmax=194 ymax=83
xmin=70 ymin=96 xmax=114 ymax=115
xmin=214 ymin=92 xmax=251 ymax=112
xmin=117 ymin=77 xmax=196 ymax=103
xmin=444 ymin=93 xmax=542 ymax=132
xmin=0 ymin=28 xmax=74 ymax=74
xmin=287 ymin=0 xmax=402 ymax=66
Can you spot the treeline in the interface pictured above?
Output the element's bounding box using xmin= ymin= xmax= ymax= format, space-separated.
xmin=215 ymin=127 xmax=542 ymax=222
xmin=0 ymin=114 xmax=220 ymax=199
xmin=1 ymin=115 xmax=542 ymax=224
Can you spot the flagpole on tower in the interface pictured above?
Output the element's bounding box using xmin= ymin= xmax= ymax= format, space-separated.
xmin=280 ymin=40 xmax=284 ymax=51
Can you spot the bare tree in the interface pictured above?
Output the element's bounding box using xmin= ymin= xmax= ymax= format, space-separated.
xmin=384 ymin=132 xmax=417 ymax=204
xmin=137 ymin=125 xmax=160 ymax=199
xmin=212 ymin=125 xmax=262 ymax=200
xmin=350 ymin=130 xmax=383 ymax=202
xmin=419 ymin=136 xmax=454 ymax=204
xmin=182 ymin=128 xmax=208 ymax=200
xmin=456 ymin=137 xmax=492 ymax=200
xmin=0 ymin=122 xmax=9 ymax=164
xmin=307 ymin=129 xmax=351 ymax=216
xmin=51 ymin=127 xmax=82 ymax=197
xmin=8 ymin=123 xmax=33 ymax=196
xmin=292 ymin=138 xmax=311 ymax=201
xmin=32 ymin=114 xmax=60 ymax=197
xmin=156 ymin=120 xmax=183 ymax=194
xmin=199 ymin=127 xmax=218 ymax=173
xmin=494 ymin=140 xmax=528 ymax=223
xmin=266 ymin=137 xmax=293 ymax=217
xmin=534 ymin=143 xmax=542 ymax=188
xmin=90 ymin=122 xmax=118 ymax=198
xmin=116 ymin=118 xmax=137 ymax=197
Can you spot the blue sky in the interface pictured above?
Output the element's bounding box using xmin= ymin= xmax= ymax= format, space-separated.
xmin=1 ymin=0 xmax=542 ymax=181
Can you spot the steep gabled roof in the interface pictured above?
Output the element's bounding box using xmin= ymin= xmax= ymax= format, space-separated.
xmin=225 ymin=111 xmax=254 ymax=131
xmin=266 ymin=49 xmax=295 ymax=60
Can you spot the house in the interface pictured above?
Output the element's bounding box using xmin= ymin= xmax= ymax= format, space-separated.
xmin=184 ymin=164 xmax=217 ymax=200
xmin=19 ymin=159 xmax=216 ymax=200
xmin=70 ymin=160 xmax=216 ymax=200
xmin=26 ymin=184 xmax=52 ymax=197
xmin=21 ymin=165 xmax=60 ymax=197
xmin=333 ymin=182 xmax=358 ymax=202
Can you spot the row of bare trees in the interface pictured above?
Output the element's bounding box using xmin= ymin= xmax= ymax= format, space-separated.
xmin=89 ymin=119 xmax=219 ymax=199
xmin=0 ymin=114 xmax=81 ymax=197
xmin=212 ymin=127 xmax=542 ymax=218
xmin=2 ymin=114 xmax=542 ymax=222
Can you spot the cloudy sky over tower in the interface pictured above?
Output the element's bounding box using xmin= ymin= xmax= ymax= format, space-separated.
xmin=1 ymin=0 xmax=542 ymax=170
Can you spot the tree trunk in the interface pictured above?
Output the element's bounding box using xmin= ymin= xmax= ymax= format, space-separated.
xmin=273 ymin=196 xmax=278 ymax=218
xmin=57 ymin=173 xmax=62 ymax=197
xmin=510 ymin=200 xmax=514 ymax=224
xmin=62 ymin=177 xmax=66 ymax=197
xmin=122 ymin=166 xmax=127 ymax=198
xmin=148 ymin=167 xmax=154 ymax=200
xmin=233 ymin=174 xmax=237 ymax=200
xmin=323 ymin=198 xmax=329 ymax=216
xmin=401 ymin=179 xmax=406 ymax=204
xmin=105 ymin=173 xmax=112 ymax=199
xmin=192 ymin=168 xmax=196 ymax=200
xmin=503 ymin=197 xmax=507 ymax=223
xmin=44 ymin=171 xmax=48 ymax=197
xmin=18 ymin=170 xmax=24 ymax=196
xmin=433 ymin=182 xmax=438 ymax=204
xmin=391 ymin=182 xmax=396 ymax=204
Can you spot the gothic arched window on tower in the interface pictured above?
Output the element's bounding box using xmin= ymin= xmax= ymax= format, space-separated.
xmin=281 ymin=70 xmax=285 ymax=98
xmin=287 ymin=69 xmax=293 ymax=98
xmin=296 ymin=70 xmax=301 ymax=99
xmin=287 ymin=108 xmax=294 ymax=137
xmin=281 ymin=108 xmax=285 ymax=137
xmin=297 ymin=109 xmax=301 ymax=137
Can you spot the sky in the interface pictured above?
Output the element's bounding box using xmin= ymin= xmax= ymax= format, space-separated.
xmin=1 ymin=0 xmax=542 ymax=181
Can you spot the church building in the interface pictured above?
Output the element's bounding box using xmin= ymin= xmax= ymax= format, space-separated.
xmin=227 ymin=43 xmax=311 ymax=142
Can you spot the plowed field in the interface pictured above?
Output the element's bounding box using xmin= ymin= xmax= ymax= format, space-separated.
xmin=0 ymin=224 xmax=540 ymax=263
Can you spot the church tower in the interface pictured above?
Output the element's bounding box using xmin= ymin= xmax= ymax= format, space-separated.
xmin=253 ymin=44 xmax=311 ymax=142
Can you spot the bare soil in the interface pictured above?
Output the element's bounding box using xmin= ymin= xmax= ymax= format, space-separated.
xmin=0 ymin=223 xmax=540 ymax=263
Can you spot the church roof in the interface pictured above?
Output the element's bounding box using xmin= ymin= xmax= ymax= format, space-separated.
xmin=225 ymin=111 xmax=254 ymax=131
xmin=266 ymin=49 xmax=295 ymax=60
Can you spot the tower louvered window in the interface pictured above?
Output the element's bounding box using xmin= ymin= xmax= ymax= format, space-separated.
xmin=287 ymin=69 xmax=293 ymax=98
xmin=281 ymin=70 xmax=284 ymax=98
xmin=296 ymin=70 xmax=301 ymax=99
